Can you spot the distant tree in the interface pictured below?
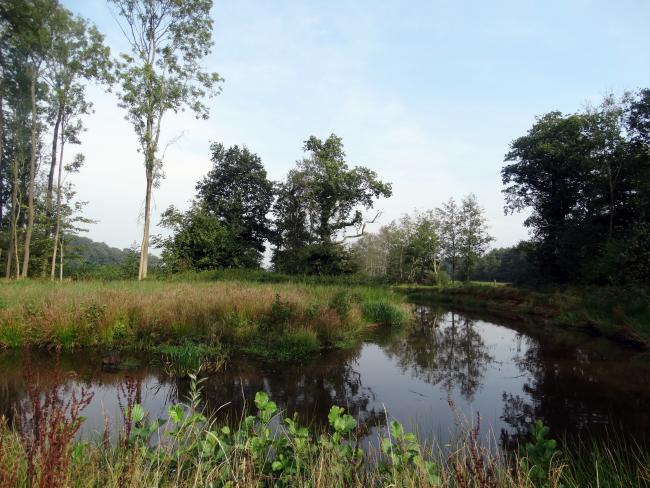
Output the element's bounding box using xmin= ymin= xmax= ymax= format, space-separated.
xmin=471 ymin=243 xmax=535 ymax=284
xmin=156 ymin=204 xmax=231 ymax=272
xmin=109 ymin=0 xmax=222 ymax=280
xmin=196 ymin=143 xmax=274 ymax=267
xmin=156 ymin=143 xmax=272 ymax=271
xmin=403 ymin=210 xmax=441 ymax=283
xmin=458 ymin=194 xmax=493 ymax=281
xmin=272 ymin=134 xmax=392 ymax=274
xmin=436 ymin=197 xmax=462 ymax=282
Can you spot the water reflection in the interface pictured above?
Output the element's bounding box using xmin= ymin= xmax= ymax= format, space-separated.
xmin=382 ymin=306 xmax=494 ymax=400
xmin=0 ymin=304 xmax=649 ymax=448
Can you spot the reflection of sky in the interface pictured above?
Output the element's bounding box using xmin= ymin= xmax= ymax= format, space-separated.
xmin=356 ymin=320 xmax=533 ymax=444
xmin=3 ymin=308 xmax=650 ymax=447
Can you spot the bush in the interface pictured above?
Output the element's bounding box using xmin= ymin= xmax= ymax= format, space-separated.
xmin=362 ymin=301 xmax=407 ymax=327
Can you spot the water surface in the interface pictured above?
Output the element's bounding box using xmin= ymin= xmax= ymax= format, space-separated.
xmin=1 ymin=303 xmax=649 ymax=447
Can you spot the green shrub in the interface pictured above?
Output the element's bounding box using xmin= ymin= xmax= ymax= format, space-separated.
xmin=362 ymin=300 xmax=407 ymax=327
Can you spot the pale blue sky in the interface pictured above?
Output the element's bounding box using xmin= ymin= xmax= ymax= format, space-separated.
xmin=63 ymin=0 xmax=650 ymax=250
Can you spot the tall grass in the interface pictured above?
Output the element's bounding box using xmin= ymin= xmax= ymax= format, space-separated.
xmin=0 ymin=280 xmax=410 ymax=360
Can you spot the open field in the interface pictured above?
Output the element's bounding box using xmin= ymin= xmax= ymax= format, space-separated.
xmin=0 ymin=279 xmax=409 ymax=361
xmin=405 ymin=284 xmax=650 ymax=348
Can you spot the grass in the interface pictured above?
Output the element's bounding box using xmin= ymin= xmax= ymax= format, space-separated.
xmin=0 ymin=279 xmax=411 ymax=361
xmin=405 ymin=283 xmax=650 ymax=348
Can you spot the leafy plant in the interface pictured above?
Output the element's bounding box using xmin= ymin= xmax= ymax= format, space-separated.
xmin=520 ymin=420 xmax=560 ymax=487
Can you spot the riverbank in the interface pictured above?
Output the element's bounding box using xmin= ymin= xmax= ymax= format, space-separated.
xmin=405 ymin=284 xmax=650 ymax=349
xmin=0 ymin=280 xmax=409 ymax=361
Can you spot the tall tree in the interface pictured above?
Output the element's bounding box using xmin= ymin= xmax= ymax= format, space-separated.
xmin=110 ymin=0 xmax=222 ymax=280
xmin=502 ymin=112 xmax=593 ymax=282
xmin=1 ymin=0 xmax=60 ymax=277
xmin=42 ymin=11 xmax=110 ymax=224
xmin=272 ymin=134 xmax=392 ymax=274
xmin=436 ymin=197 xmax=462 ymax=282
xmin=196 ymin=143 xmax=273 ymax=267
xmin=157 ymin=143 xmax=274 ymax=271
xmin=458 ymin=194 xmax=493 ymax=281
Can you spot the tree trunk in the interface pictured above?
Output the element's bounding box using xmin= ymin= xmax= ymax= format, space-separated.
xmin=59 ymin=234 xmax=63 ymax=281
xmin=46 ymin=106 xmax=62 ymax=219
xmin=50 ymin=125 xmax=65 ymax=280
xmin=0 ymin=95 xmax=4 ymax=226
xmin=6 ymin=151 xmax=21 ymax=279
xmin=138 ymin=168 xmax=153 ymax=280
xmin=21 ymin=69 xmax=38 ymax=279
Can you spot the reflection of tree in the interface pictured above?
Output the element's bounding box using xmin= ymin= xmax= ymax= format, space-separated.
xmin=499 ymin=332 xmax=650 ymax=448
xmin=382 ymin=305 xmax=494 ymax=400
xmin=187 ymin=344 xmax=384 ymax=431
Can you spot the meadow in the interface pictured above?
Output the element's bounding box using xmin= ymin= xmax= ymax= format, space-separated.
xmin=0 ymin=277 xmax=409 ymax=361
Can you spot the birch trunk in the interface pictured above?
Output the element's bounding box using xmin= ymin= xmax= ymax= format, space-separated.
xmin=21 ymin=69 xmax=38 ymax=279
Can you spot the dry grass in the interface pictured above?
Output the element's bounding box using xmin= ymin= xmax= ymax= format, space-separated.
xmin=0 ymin=280 xmax=410 ymax=358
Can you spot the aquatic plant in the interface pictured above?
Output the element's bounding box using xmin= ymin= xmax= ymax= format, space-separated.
xmin=158 ymin=342 xmax=224 ymax=377
xmin=362 ymin=300 xmax=408 ymax=327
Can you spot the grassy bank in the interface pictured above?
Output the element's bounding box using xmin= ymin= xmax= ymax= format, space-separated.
xmin=405 ymin=284 xmax=650 ymax=348
xmin=1 ymin=370 xmax=647 ymax=488
xmin=0 ymin=280 xmax=409 ymax=361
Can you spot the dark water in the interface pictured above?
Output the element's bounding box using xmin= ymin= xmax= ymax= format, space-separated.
xmin=1 ymin=303 xmax=649 ymax=447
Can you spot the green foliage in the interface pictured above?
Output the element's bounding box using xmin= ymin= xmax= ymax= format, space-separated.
xmin=272 ymin=134 xmax=392 ymax=275
xmin=155 ymin=205 xmax=232 ymax=273
xmin=362 ymin=300 xmax=407 ymax=327
xmin=157 ymin=342 xmax=224 ymax=378
xmin=380 ymin=420 xmax=441 ymax=485
xmin=519 ymin=420 xmax=560 ymax=487
xmin=328 ymin=289 xmax=352 ymax=320
xmin=502 ymin=91 xmax=650 ymax=285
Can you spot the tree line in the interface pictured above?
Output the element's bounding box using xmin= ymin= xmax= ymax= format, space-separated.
xmin=2 ymin=1 xmax=648 ymax=285
xmin=350 ymin=196 xmax=493 ymax=284
xmin=0 ymin=0 xmax=219 ymax=280
xmin=155 ymin=134 xmax=392 ymax=276
xmin=502 ymin=91 xmax=650 ymax=285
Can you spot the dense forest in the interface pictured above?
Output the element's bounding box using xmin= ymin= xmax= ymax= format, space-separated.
xmin=1 ymin=1 xmax=649 ymax=287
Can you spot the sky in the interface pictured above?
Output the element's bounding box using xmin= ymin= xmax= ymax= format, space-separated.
xmin=62 ymin=0 xmax=650 ymax=251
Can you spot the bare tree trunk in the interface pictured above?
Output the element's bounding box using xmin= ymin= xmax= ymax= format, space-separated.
xmin=46 ymin=106 xmax=62 ymax=221
xmin=5 ymin=234 xmax=13 ymax=278
xmin=0 ymin=95 xmax=4 ymax=226
xmin=50 ymin=125 xmax=65 ymax=280
xmin=138 ymin=169 xmax=153 ymax=280
xmin=59 ymin=234 xmax=63 ymax=281
xmin=6 ymin=154 xmax=21 ymax=279
xmin=21 ymin=70 xmax=38 ymax=279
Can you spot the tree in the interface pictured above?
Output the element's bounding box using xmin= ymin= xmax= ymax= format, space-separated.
xmin=502 ymin=91 xmax=650 ymax=284
xmin=272 ymin=134 xmax=392 ymax=274
xmin=110 ymin=0 xmax=222 ymax=280
xmin=458 ymin=194 xmax=493 ymax=281
xmin=436 ymin=197 xmax=462 ymax=282
xmin=42 ymin=10 xmax=110 ymax=230
xmin=502 ymin=112 xmax=593 ymax=282
xmin=0 ymin=0 xmax=61 ymax=278
xmin=196 ymin=143 xmax=273 ymax=267
xmin=156 ymin=204 xmax=229 ymax=272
